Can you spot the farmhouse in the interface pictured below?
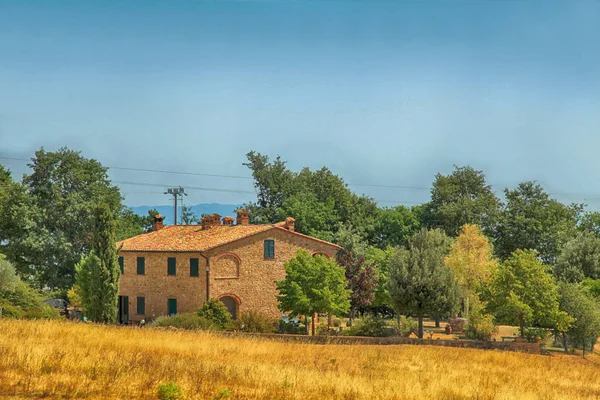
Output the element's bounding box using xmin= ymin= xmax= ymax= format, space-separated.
xmin=116 ymin=210 xmax=341 ymax=323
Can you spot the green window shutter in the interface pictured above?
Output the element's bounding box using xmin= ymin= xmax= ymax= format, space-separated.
xmin=264 ymin=240 xmax=275 ymax=258
xmin=167 ymin=257 xmax=176 ymax=276
xmin=190 ymin=258 xmax=199 ymax=277
xmin=137 ymin=297 xmax=145 ymax=315
xmin=137 ymin=257 xmax=145 ymax=275
xmin=118 ymin=256 xmax=124 ymax=274
xmin=168 ymin=298 xmax=177 ymax=316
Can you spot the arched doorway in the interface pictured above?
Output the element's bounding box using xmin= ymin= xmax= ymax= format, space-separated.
xmin=219 ymin=296 xmax=238 ymax=319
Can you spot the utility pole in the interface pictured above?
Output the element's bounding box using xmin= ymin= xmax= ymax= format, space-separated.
xmin=164 ymin=187 xmax=186 ymax=225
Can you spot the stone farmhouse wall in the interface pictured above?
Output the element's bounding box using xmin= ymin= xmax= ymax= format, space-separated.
xmin=119 ymin=229 xmax=338 ymax=321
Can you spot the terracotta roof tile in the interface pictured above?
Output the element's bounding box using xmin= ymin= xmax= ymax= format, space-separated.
xmin=117 ymin=224 xmax=274 ymax=252
xmin=117 ymin=222 xmax=343 ymax=253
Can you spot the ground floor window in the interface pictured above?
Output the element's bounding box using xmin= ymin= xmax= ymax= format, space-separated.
xmin=136 ymin=297 xmax=145 ymax=315
xmin=167 ymin=298 xmax=177 ymax=316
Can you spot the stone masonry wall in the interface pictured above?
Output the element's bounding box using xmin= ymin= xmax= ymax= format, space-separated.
xmin=118 ymin=251 xmax=207 ymax=321
xmin=206 ymin=229 xmax=338 ymax=319
xmin=118 ymin=228 xmax=339 ymax=321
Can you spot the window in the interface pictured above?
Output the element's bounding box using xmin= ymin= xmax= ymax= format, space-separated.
xmin=168 ymin=298 xmax=177 ymax=316
xmin=137 ymin=257 xmax=145 ymax=275
xmin=264 ymin=240 xmax=275 ymax=258
xmin=167 ymin=257 xmax=176 ymax=276
xmin=118 ymin=256 xmax=124 ymax=274
xmin=190 ymin=258 xmax=199 ymax=277
xmin=137 ymin=297 xmax=145 ymax=315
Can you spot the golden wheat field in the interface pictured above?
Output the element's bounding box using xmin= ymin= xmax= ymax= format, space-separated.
xmin=1 ymin=320 xmax=599 ymax=400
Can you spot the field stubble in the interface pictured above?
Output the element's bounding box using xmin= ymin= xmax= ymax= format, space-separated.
xmin=0 ymin=320 xmax=599 ymax=399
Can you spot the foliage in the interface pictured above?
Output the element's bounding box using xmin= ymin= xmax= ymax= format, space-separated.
xmin=277 ymin=320 xmax=306 ymax=335
xmin=341 ymin=315 xmax=394 ymax=337
xmin=522 ymin=327 xmax=551 ymax=344
xmin=388 ymin=229 xmax=459 ymax=338
xmin=197 ymin=299 xmax=232 ymax=329
xmin=486 ymin=249 xmax=571 ymax=335
xmin=337 ymin=250 xmax=377 ymax=325
xmin=582 ymin=278 xmax=600 ymax=298
xmin=157 ymin=381 xmax=184 ymax=400
xmin=444 ymin=224 xmax=498 ymax=316
xmin=3 ymin=148 xmax=122 ymax=290
xmin=579 ymin=211 xmax=600 ymax=236
xmin=558 ymin=282 xmax=600 ymax=351
xmin=228 ymin=311 xmax=278 ymax=333
xmin=276 ymin=250 xmax=350 ymax=335
xmin=0 ymin=280 xmax=59 ymax=319
xmin=554 ymin=231 xmax=600 ymax=282
xmin=395 ymin=316 xmax=418 ymax=337
xmin=465 ymin=312 xmax=498 ymax=341
xmin=181 ymin=204 xmax=199 ymax=225
xmin=74 ymin=204 xmax=121 ymax=323
xmin=334 ymin=225 xmax=368 ymax=257
xmin=67 ymin=287 xmax=82 ymax=308
xmin=0 ymin=254 xmax=19 ymax=293
xmin=422 ymin=166 xmax=500 ymax=237
xmin=494 ymin=181 xmax=582 ymax=264
xmin=243 ymin=152 xmax=378 ymax=245
xmin=365 ymin=246 xmax=396 ymax=307
xmin=374 ymin=205 xmax=420 ymax=249
xmin=151 ymin=313 xmax=219 ymax=331
xmin=115 ymin=208 xmax=158 ymax=241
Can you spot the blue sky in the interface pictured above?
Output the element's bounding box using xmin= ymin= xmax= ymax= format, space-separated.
xmin=0 ymin=1 xmax=599 ymax=209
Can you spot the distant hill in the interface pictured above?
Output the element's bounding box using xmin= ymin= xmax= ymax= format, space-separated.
xmin=130 ymin=203 xmax=242 ymax=225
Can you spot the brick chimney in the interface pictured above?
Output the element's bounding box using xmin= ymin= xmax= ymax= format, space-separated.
xmin=202 ymin=213 xmax=221 ymax=230
xmin=284 ymin=217 xmax=295 ymax=232
xmin=236 ymin=209 xmax=249 ymax=225
xmin=222 ymin=216 xmax=235 ymax=226
xmin=153 ymin=214 xmax=165 ymax=231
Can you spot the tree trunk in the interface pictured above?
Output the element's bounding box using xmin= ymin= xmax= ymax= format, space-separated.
xmin=519 ymin=315 xmax=525 ymax=337
xmin=464 ymin=296 xmax=470 ymax=319
xmin=435 ymin=317 xmax=440 ymax=328
xmin=305 ymin=315 xmax=309 ymax=335
xmin=562 ymin=333 xmax=568 ymax=354
xmin=418 ymin=315 xmax=424 ymax=339
xmin=312 ymin=313 xmax=316 ymax=337
xmin=348 ymin=308 xmax=355 ymax=327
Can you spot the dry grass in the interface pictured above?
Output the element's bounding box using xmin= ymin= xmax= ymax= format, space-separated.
xmin=1 ymin=320 xmax=600 ymax=399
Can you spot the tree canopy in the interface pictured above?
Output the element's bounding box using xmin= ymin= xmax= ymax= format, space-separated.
xmin=422 ymin=166 xmax=500 ymax=237
xmin=388 ymin=229 xmax=459 ymax=338
xmin=554 ymin=231 xmax=600 ymax=283
xmin=276 ymin=250 xmax=350 ymax=335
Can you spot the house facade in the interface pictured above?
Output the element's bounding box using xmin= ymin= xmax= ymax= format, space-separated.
xmin=116 ymin=210 xmax=341 ymax=322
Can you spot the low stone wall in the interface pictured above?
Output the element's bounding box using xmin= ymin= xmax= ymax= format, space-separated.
xmin=217 ymin=332 xmax=541 ymax=354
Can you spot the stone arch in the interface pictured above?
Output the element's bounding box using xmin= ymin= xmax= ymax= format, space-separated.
xmin=312 ymin=251 xmax=331 ymax=259
xmin=213 ymin=252 xmax=241 ymax=279
xmin=218 ymin=294 xmax=241 ymax=320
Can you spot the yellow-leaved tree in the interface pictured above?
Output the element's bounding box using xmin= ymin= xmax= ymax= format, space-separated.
xmin=444 ymin=224 xmax=498 ymax=317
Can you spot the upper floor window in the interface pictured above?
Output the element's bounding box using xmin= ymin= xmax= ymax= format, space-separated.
xmin=190 ymin=258 xmax=199 ymax=277
xmin=118 ymin=256 xmax=124 ymax=274
xmin=167 ymin=257 xmax=176 ymax=276
xmin=137 ymin=257 xmax=145 ymax=275
xmin=264 ymin=240 xmax=275 ymax=259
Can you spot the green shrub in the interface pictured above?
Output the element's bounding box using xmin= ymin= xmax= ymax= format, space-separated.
xmin=227 ymin=311 xmax=278 ymax=333
xmin=151 ymin=313 xmax=219 ymax=331
xmin=332 ymin=318 xmax=342 ymax=327
xmin=0 ymin=281 xmax=59 ymax=320
xmin=465 ymin=313 xmax=498 ymax=341
xmin=157 ymin=381 xmax=184 ymax=400
xmin=278 ymin=320 xmax=306 ymax=334
xmin=395 ymin=316 xmax=417 ymax=337
xmin=197 ymin=299 xmax=231 ymax=328
xmin=523 ymin=327 xmax=550 ymax=344
xmin=341 ymin=315 xmax=394 ymax=337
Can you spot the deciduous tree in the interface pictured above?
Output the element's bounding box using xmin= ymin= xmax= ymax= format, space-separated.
xmin=444 ymin=224 xmax=498 ymax=317
xmin=494 ymin=181 xmax=582 ymax=264
xmin=554 ymin=231 xmax=600 ymax=283
xmin=388 ymin=229 xmax=459 ymax=338
xmin=422 ymin=166 xmax=500 ymax=237
xmin=486 ymin=249 xmax=570 ymax=336
xmin=558 ymin=283 xmax=600 ymax=355
xmin=276 ymin=250 xmax=350 ymax=335
xmin=337 ymin=251 xmax=377 ymax=326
